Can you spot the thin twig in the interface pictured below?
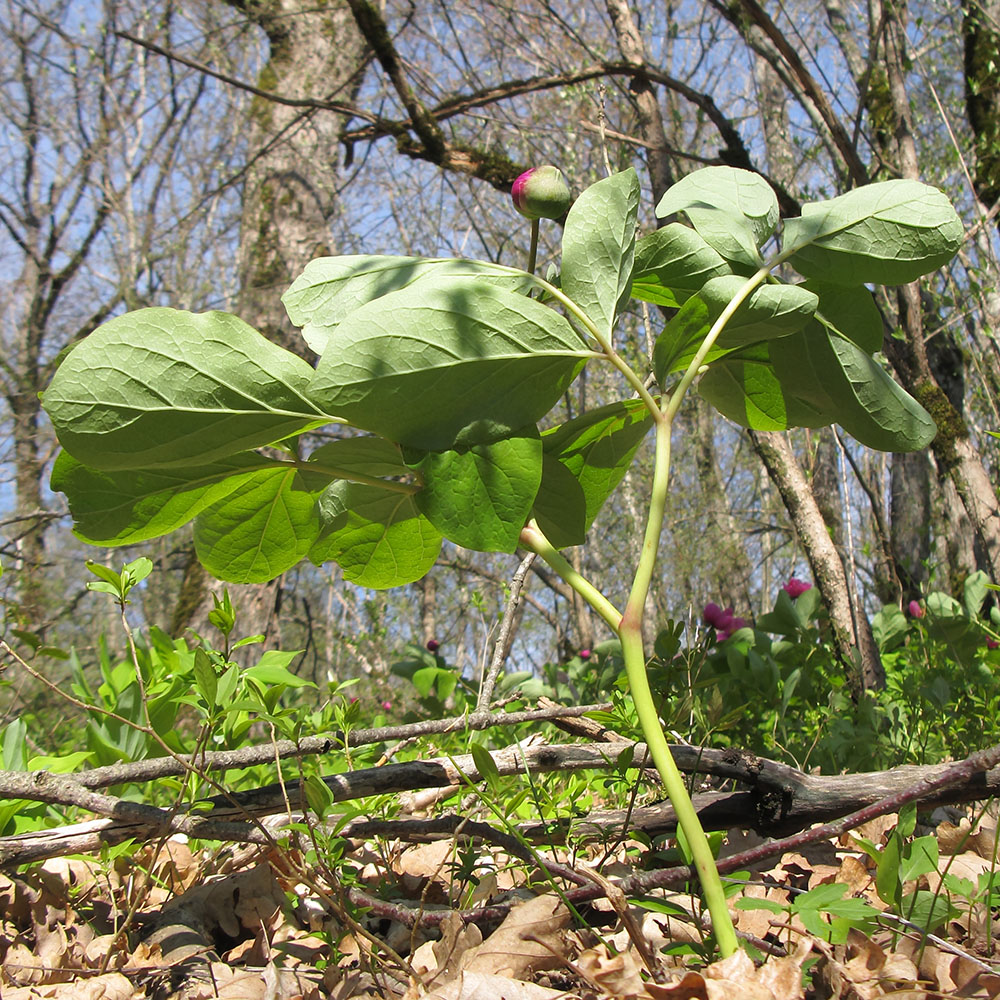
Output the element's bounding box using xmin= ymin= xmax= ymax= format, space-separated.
xmin=477 ymin=552 xmax=536 ymax=711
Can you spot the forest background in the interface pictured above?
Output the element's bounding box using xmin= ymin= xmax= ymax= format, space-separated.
xmin=3 ymin=0 xmax=999 ymax=712
xmin=3 ymin=0 xmax=1000 ymax=993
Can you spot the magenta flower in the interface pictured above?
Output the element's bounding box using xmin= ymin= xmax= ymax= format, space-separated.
xmin=783 ymin=578 xmax=812 ymax=599
xmin=381 ymin=701 xmax=392 ymax=711
xmin=702 ymin=602 xmax=726 ymax=628
xmin=579 ymin=648 xmax=591 ymax=660
xmin=908 ymin=600 xmax=925 ymax=619
xmin=512 ymin=166 xmax=571 ymax=220
xmin=426 ymin=638 xmax=440 ymax=652
xmin=703 ymin=603 xmax=746 ymax=641
xmin=989 ymin=639 xmax=999 ymax=651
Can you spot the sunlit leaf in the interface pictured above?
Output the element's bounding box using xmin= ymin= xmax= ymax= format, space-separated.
xmin=309 ymin=279 xmax=592 ymax=450
xmin=310 ymin=482 xmax=441 ymax=588
xmin=784 ymin=180 xmax=963 ymax=285
xmin=655 ymin=166 xmax=779 ymax=267
xmin=406 ymin=429 xmax=542 ymax=552
xmin=51 ymin=450 xmax=278 ymax=545
xmin=631 ymin=223 xmax=733 ymax=307
xmin=561 ymin=168 xmax=640 ymax=335
xmin=283 ymin=255 xmax=529 ymax=354
xmin=194 ymin=468 xmax=320 ymax=583
xmin=42 ymin=308 xmax=329 ymax=470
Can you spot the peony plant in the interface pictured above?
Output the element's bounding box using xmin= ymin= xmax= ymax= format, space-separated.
xmin=41 ymin=165 xmax=963 ymax=952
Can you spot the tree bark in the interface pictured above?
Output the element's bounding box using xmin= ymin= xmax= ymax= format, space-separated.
xmin=963 ymin=0 xmax=1000 ymax=212
xmin=749 ymin=431 xmax=884 ymax=692
xmin=875 ymin=2 xmax=1000 ymax=585
xmin=172 ymin=0 xmax=367 ymax=641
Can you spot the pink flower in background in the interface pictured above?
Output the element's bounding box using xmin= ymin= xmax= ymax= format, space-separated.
xmin=702 ymin=602 xmax=725 ymax=627
xmin=783 ymin=578 xmax=812 ymax=599
xmin=579 ymin=648 xmax=592 ymax=660
xmin=703 ymin=603 xmax=747 ymax=641
xmin=988 ymin=639 xmax=999 ymax=650
xmin=381 ymin=701 xmax=392 ymax=711
xmin=908 ymin=600 xmax=925 ymax=619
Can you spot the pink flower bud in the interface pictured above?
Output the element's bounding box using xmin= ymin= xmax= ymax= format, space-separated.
xmin=579 ymin=648 xmax=591 ymax=660
xmin=908 ymin=600 xmax=925 ymax=619
xmin=511 ymin=166 xmax=571 ymax=220
xmin=783 ymin=578 xmax=812 ymax=599
xmin=426 ymin=639 xmax=440 ymax=652
xmin=381 ymin=701 xmax=392 ymax=711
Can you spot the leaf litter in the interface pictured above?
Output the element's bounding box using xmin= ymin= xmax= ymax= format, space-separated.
xmin=2 ymin=808 xmax=1000 ymax=999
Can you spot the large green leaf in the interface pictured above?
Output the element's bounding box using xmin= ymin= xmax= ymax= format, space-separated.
xmin=532 ymin=398 xmax=653 ymax=547
xmin=561 ymin=169 xmax=640 ymax=336
xmin=784 ymin=180 xmax=963 ymax=285
xmin=406 ymin=429 xmax=542 ymax=552
xmin=702 ymin=325 xmax=937 ymax=451
xmin=282 ymin=256 xmax=529 ymax=354
xmin=771 ymin=324 xmax=937 ymax=450
xmin=531 ymin=455 xmax=588 ymax=550
xmin=310 ymin=482 xmax=441 ymax=588
xmin=655 ymin=167 xmax=778 ymax=268
xmin=51 ymin=450 xmax=278 ymax=545
xmin=42 ymin=308 xmax=328 ymax=470
xmin=308 ymin=278 xmax=592 ymax=450
xmin=699 ymin=344 xmax=824 ymax=431
xmin=194 ymin=468 xmax=321 ymax=583
xmin=653 ymin=277 xmax=817 ymax=382
xmin=631 ymin=224 xmax=733 ymax=307
xmin=805 ymin=280 xmax=883 ymax=353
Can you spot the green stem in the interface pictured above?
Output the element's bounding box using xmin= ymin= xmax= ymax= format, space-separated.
xmin=527 ymin=218 xmax=539 ymax=275
xmin=619 ymin=630 xmax=738 ymax=954
xmin=519 ymin=520 xmax=622 ymax=632
xmin=664 ymin=266 xmax=770 ymax=423
xmin=292 ymin=459 xmax=418 ymax=494
xmin=619 ymin=416 xmax=739 ymax=957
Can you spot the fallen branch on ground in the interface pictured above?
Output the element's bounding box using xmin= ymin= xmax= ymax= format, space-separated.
xmin=3 ymin=739 xmax=1000 ymax=867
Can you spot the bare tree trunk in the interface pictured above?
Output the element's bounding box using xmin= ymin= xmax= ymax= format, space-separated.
xmin=418 ymin=575 xmax=437 ymax=647
xmin=172 ymin=0 xmax=367 ymax=641
xmin=963 ymin=0 xmax=1000 ymax=212
xmin=877 ymin=2 xmax=1000 ymax=584
xmin=605 ymin=0 xmax=675 ymax=195
xmin=889 ymin=451 xmax=931 ymax=602
xmin=750 ymin=431 xmax=884 ymax=692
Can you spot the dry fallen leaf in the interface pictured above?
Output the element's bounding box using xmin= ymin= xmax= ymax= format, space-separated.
xmin=464 ymin=894 xmax=570 ymax=978
xmin=3 ymin=972 xmax=135 ymax=1000
xmin=419 ymin=969 xmax=569 ymax=1000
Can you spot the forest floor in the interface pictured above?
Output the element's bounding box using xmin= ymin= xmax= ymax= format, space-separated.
xmin=2 ymin=802 xmax=1000 ymax=1000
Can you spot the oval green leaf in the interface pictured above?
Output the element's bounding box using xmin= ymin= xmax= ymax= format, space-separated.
xmin=655 ymin=166 xmax=778 ymax=268
xmin=310 ymin=482 xmax=442 ymax=588
xmin=631 ymin=223 xmax=733 ymax=307
xmin=42 ymin=308 xmax=328 ymax=470
xmin=561 ymin=168 xmax=640 ymax=336
xmin=194 ymin=468 xmax=321 ymax=583
xmin=282 ymin=255 xmax=530 ymax=354
xmin=406 ymin=429 xmax=542 ymax=553
xmin=308 ymin=279 xmax=592 ymax=450
xmin=51 ymin=450 xmax=279 ymax=545
xmin=784 ymin=180 xmax=963 ymax=286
